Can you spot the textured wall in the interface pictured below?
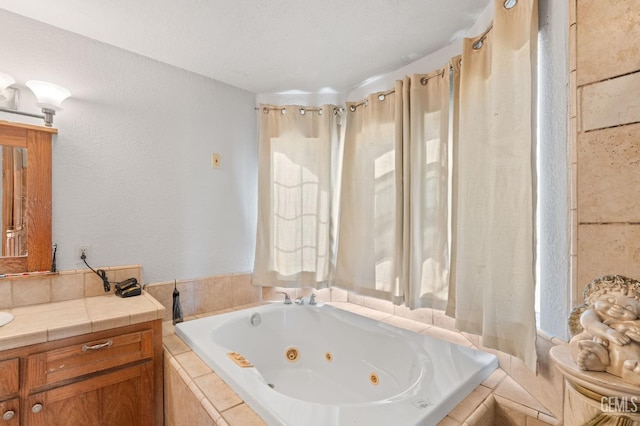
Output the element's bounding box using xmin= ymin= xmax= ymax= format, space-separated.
xmin=0 ymin=10 xmax=258 ymax=283
xmin=572 ymin=0 xmax=640 ymax=299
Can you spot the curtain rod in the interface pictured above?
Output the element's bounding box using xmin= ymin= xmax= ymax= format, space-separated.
xmin=255 ymin=106 xmax=327 ymax=111
xmin=255 ymin=64 xmax=448 ymax=113
xmin=255 ymin=105 xmax=343 ymax=115
xmin=348 ymin=67 xmax=446 ymax=112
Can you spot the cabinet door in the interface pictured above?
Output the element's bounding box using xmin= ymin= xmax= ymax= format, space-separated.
xmin=25 ymin=361 xmax=154 ymax=426
xmin=0 ymin=358 xmax=19 ymax=398
xmin=0 ymin=398 xmax=19 ymax=426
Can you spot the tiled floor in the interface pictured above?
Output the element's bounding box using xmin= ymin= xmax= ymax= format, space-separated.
xmin=163 ymin=301 xmax=558 ymax=425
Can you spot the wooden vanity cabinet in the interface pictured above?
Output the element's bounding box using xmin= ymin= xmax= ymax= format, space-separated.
xmin=0 ymin=320 xmax=162 ymax=426
xmin=24 ymin=362 xmax=153 ymax=426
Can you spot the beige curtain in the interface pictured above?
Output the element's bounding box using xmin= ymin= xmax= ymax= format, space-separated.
xmin=450 ymin=0 xmax=538 ymax=370
xmin=253 ymin=104 xmax=340 ymax=288
xmin=335 ymin=85 xmax=404 ymax=300
xmin=402 ymin=69 xmax=451 ymax=310
xmin=336 ymin=70 xmax=451 ymax=305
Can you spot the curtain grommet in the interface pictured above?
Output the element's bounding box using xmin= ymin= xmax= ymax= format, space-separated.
xmin=420 ymin=77 xmax=428 ymax=86
xmin=263 ymin=107 xmax=269 ymax=114
xmin=300 ymin=108 xmax=306 ymax=115
xmin=349 ymin=105 xmax=356 ymax=112
xmin=504 ymin=0 xmax=517 ymax=9
xmin=281 ymin=108 xmax=287 ymax=114
xmin=473 ymin=40 xmax=484 ymax=50
xmin=378 ymin=94 xmax=385 ymax=101
xmin=318 ymin=109 xmax=323 ymax=115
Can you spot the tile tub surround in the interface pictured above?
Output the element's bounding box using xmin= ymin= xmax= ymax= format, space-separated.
xmin=0 ymin=291 xmax=165 ymax=351
xmin=164 ymin=298 xmax=559 ymax=425
xmin=145 ymin=272 xmax=260 ymax=322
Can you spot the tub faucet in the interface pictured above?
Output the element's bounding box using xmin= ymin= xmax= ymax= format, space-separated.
xmin=293 ymin=294 xmax=317 ymax=305
xmin=276 ymin=291 xmax=292 ymax=304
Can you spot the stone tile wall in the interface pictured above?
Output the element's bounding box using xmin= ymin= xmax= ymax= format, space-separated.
xmin=572 ymin=0 xmax=640 ymax=300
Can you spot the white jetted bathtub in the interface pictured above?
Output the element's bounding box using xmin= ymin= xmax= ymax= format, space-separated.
xmin=176 ymin=302 xmax=498 ymax=425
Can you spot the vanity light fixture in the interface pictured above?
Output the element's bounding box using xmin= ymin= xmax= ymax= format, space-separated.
xmin=0 ymin=72 xmax=71 ymax=127
xmin=0 ymin=72 xmax=15 ymax=92
xmin=26 ymin=80 xmax=71 ymax=127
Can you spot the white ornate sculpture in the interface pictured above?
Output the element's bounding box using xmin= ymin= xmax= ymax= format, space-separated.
xmin=569 ymin=275 xmax=640 ymax=386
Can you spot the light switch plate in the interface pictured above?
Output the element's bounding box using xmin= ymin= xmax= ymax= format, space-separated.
xmin=211 ymin=153 xmax=221 ymax=169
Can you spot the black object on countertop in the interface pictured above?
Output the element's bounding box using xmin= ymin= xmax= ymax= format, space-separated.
xmin=115 ymin=277 xmax=142 ymax=298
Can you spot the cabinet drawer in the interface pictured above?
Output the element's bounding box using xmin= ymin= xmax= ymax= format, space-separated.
xmin=0 ymin=358 xmax=19 ymax=399
xmin=26 ymin=330 xmax=153 ymax=390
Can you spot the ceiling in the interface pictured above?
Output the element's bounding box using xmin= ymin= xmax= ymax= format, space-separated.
xmin=1 ymin=0 xmax=491 ymax=94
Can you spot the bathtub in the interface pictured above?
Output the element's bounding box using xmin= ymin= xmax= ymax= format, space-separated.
xmin=176 ymin=302 xmax=498 ymax=425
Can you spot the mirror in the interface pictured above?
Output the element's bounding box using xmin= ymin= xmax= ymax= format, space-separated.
xmin=2 ymin=146 xmax=28 ymax=257
xmin=0 ymin=121 xmax=55 ymax=274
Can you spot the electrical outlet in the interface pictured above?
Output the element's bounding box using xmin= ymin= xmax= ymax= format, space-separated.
xmin=76 ymin=244 xmax=91 ymax=262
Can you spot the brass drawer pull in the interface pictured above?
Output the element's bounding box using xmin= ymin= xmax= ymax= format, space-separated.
xmin=82 ymin=340 xmax=113 ymax=352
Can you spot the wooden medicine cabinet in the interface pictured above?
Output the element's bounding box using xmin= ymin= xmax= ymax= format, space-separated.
xmin=0 ymin=121 xmax=54 ymax=274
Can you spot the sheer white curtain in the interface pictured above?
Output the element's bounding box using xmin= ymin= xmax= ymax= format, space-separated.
xmin=402 ymin=69 xmax=451 ymax=310
xmin=253 ymin=105 xmax=340 ymax=288
xmin=450 ymin=0 xmax=538 ymax=370
xmin=335 ymin=84 xmax=404 ymax=300
xmin=335 ymin=70 xmax=451 ymax=305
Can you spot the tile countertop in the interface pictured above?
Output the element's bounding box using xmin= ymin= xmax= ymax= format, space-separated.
xmin=0 ymin=291 xmax=166 ymax=351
